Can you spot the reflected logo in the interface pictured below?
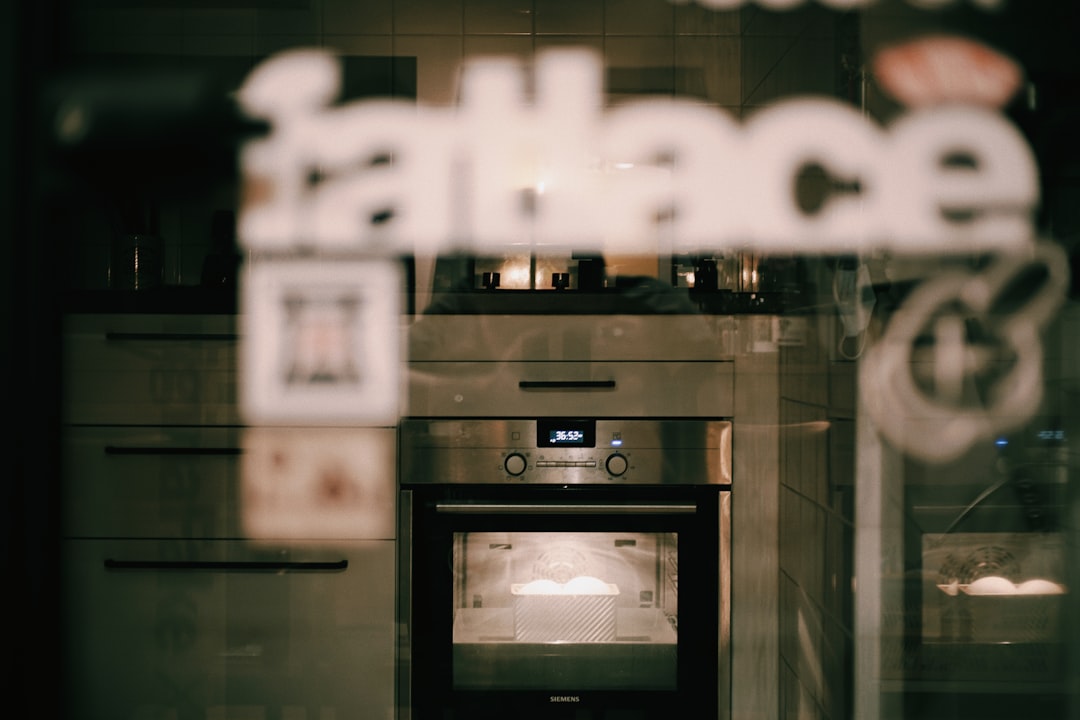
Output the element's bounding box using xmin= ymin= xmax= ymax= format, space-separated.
xmin=550 ymin=696 xmax=581 ymax=703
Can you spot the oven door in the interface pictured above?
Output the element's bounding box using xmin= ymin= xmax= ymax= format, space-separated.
xmin=400 ymin=483 xmax=729 ymax=720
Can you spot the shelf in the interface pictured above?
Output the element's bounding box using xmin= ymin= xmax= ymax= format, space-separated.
xmin=63 ymin=287 xmax=238 ymax=315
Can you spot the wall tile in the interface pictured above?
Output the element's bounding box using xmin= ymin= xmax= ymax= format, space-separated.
xmin=779 ymin=487 xmax=798 ymax=577
xmin=821 ymin=614 xmax=850 ymax=720
xmin=393 ymin=35 xmax=465 ymax=106
xmin=805 ymin=501 xmax=825 ymax=601
xmin=779 ymin=573 xmax=799 ymax=669
xmin=796 ymin=587 xmax=826 ymax=706
xmin=780 ymin=662 xmax=798 ymax=720
xmin=605 ymin=0 xmax=675 ymax=36
xmin=254 ymin=34 xmax=321 ymax=59
xmin=605 ymin=35 xmax=675 ymax=70
xmin=605 ymin=35 xmax=676 ymax=102
xmin=327 ymin=35 xmax=395 ymax=57
xmin=674 ymin=35 xmax=740 ymax=105
xmin=70 ymin=8 xmax=186 ymax=36
xmin=323 ymin=0 xmax=393 ymax=34
xmin=464 ymin=0 xmax=534 ymax=34
xmin=741 ymin=35 xmax=838 ymax=107
xmin=182 ymin=35 xmax=256 ymax=58
xmin=77 ymin=33 xmax=187 ymax=55
xmin=780 ymin=402 xmax=798 ymax=493
xmin=741 ymin=5 xmax=835 ymax=38
xmin=674 ymin=3 xmax=742 ymax=35
xmin=336 ymin=54 xmax=417 ymax=101
xmin=183 ymin=8 xmax=258 ymax=36
xmin=464 ymin=34 xmax=534 ymax=61
xmin=534 ymin=34 xmax=605 ymax=56
xmin=859 ymin=2 xmax=946 ymax=49
xmin=255 ymin=4 xmax=322 ymax=36
xmin=823 ymin=511 xmax=842 ymax=617
xmin=535 ymin=0 xmax=603 ymax=35
xmin=395 ymin=0 xmax=464 ymax=35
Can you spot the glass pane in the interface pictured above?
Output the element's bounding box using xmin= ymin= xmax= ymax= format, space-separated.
xmin=451 ymin=531 xmax=678 ymax=690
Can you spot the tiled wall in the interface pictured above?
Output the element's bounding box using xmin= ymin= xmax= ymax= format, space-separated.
xmin=63 ymin=0 xmax=848 ymax=291
xmin=778 ymin=313 xmax=856 ymax=720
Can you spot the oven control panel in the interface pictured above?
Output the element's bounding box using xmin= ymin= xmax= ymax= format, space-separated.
xmin=400 ymin=418 xmax=732 ymax=485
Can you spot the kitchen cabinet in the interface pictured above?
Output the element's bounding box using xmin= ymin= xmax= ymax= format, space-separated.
xmin=65 ymin=539 xmax=394 ymax=720
xmin=405 ymin=313 xmax=738 ymax=418
xmin=62 ymin=313 xmax=396 ymax=720
xmin=62 ymin=426 xmax=244 ymax=539
xmin=63 ymin=313 xmax=240 ymax=426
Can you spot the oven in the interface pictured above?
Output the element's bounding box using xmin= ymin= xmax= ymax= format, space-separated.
xmin=397 ymin=418 xmax=732 ymax=720
xmin=889 ymin=427 xmax=1072 ymax=716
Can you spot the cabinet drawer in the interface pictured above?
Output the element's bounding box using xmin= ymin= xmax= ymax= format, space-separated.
xmin=63 ymin=426 xmax=244 ymax=539
xmin=63 ymin=314 xmax=239 ymax=425
xmin=63 ymin=426 xmax=398 ymax=541
xmin=407 ymin=361 xmax=735 ymax=417
xmin=64 ymin=539 xmax=395 ymax=720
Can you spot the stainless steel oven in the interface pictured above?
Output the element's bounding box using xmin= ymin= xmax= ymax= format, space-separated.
xmin=397 ymin=418 xmax=732 ymax=720
xmin=890 ymin=428 xmax=1072 ymax=717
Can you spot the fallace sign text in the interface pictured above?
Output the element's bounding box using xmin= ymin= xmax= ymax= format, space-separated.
xmin=236 ymin=48 xmax=1038 ymax=257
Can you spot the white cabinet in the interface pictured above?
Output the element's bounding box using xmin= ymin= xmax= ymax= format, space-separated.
xmin=407 ymin=360 xmax=734 ymax=417
xmin=64 ymin=539 xmax=395 ymax=720
xmin=405 ymin=314 xmax=737 ymax=417
xmin=63 ymin=314 xmax=240 ymax=425
xmin=62 ymin=314 xmax=397 ymax=720
xmin=63 ymin=426 xmax=244 ymax=539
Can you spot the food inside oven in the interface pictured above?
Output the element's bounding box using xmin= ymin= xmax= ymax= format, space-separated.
xmin=922 ymin=532 xmax=1067 ymax=645
xmin=451 ymin=531 xmax=679 ymax=689
xmin=512 ymin=577 xmax=619 ymax=642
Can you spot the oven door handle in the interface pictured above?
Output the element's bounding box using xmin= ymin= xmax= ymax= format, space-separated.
xmin=434 ymin=502 xmax=697 ymax=515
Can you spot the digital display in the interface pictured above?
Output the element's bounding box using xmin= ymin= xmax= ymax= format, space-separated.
xmin=550 ymin=429 xmax=585 ymax=444
xmin=536 ymin=419 xmax=596 ymax=448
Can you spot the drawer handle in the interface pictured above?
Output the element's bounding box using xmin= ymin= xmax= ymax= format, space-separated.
xmin=105 ymin=332 xmax=238 ymax=342
xmin=518 ymin=380 xmax=616 ymax=390
xmin=104 ymin=559 xmax=348 ymax=573
xmin=104 ymin=446 xmax=242 ymax=456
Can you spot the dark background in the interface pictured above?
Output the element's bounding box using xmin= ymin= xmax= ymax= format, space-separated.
xmin=4 ymin=0 xmax=64 ymax=712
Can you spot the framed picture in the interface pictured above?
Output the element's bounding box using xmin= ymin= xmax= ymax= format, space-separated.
xmin=241 ymin=426 xmax=397 ymax=541
xmin=241 ymin=258 xmax=402 ymax=425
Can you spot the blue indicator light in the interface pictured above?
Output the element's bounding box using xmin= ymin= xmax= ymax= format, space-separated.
xmin=611 ymin=439 xmax=623 ymax=447
xmin=994 ymin=437 xmax=1008 ymax=447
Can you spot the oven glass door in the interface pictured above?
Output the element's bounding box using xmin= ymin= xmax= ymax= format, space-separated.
xmin=406 ymin=484 xmax=726 ymax=720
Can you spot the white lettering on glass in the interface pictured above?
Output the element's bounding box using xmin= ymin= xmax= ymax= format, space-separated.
xmin=859 ymin=242 xmax=1069 ymax=462
xmin=235 ymin=48 xmax=1039 ymax=257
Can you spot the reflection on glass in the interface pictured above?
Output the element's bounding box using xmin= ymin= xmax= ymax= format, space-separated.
xmin=474 ymin=254 xmax=532 ymax=290
xmin=922 ymin=532 xmax=1066 ymax=646
xmin=451 ymin=531 xmax=678 ymax=690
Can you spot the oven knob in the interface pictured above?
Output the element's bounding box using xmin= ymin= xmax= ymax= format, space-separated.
xmin=504 ymin=452 xmax=527 ymax=476
xmin=605 ymin=453 xmax=628 ymax=477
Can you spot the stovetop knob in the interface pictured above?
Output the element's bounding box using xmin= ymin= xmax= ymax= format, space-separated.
xmin=504 ymin=452 xmax=527 ymax=476
xmin=605 ymin=453 xmax=628 ymax=477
